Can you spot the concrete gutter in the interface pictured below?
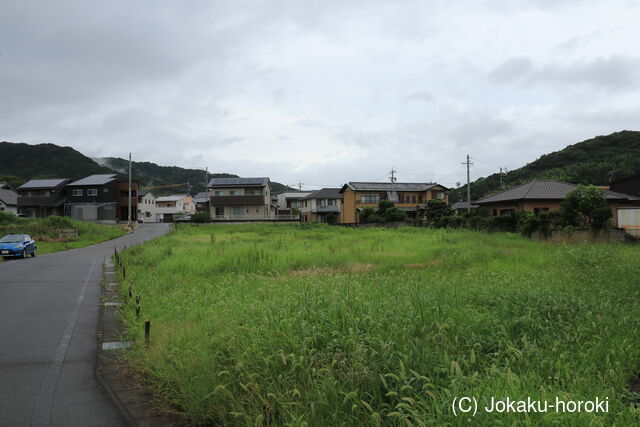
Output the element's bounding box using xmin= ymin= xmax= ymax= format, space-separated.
xmin=97 ymin=255 xmax=188 ymax=426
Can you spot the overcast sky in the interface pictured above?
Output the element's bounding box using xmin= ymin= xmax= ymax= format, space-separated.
xmin=1 ymin=1 xmax=639 ymax=189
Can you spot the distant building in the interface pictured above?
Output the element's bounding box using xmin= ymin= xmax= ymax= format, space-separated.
xmin=339 ymin=182 xmax=450 ymax=224
xmin=276 ymin=192 xmax=312 ymax=212
xmin=208 ymin=177 xmax=272 ymax=220
xmin=299 ymin=188 xmax=343 ymax=223
xmin=17 ymin=179 xmax=70 ymax=218
xmin=137 ymin=190 xmax=158 ymax=222
xmin=451 ymin=201 xmax=479 ymax=215
xmin=0 ymin=183 xmax=18 ymax=215
xmin=66 ymin=174 xmax=138 ymax=223
xmin=155 ymin=194 xmax=196 ymax=222
xmin=192 ymin=192 xmax=210 ymax=213
xmin=474 ymin=180 xmax=640 ymax=227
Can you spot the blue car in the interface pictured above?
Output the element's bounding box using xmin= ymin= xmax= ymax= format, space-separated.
xmin=0 ymin=234 xmax=37 ymax=259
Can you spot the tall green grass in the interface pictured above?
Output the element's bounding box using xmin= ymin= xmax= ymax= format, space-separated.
xmin=0 ymin=214 xmax=126 ymax=256
xmin=118 ymin=224 xmax=640 ymax=425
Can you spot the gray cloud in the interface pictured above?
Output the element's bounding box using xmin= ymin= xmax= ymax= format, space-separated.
xmin=1 ymin=0 xmax=639 ymax=188
xmin=490 ymin=55 xmax=640 ymax=91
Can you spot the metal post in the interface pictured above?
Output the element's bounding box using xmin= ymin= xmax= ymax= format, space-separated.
xmin=128 ymin=152 xmax=132 ymax=227
xmin=462 ymin=155 xmax=473 ymax=212
xmin=144 ymin=320 xmax=150 ymax=346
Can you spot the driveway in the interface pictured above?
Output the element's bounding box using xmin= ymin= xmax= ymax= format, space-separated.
xmin=0 ymin=223 xmax=170 ymax=426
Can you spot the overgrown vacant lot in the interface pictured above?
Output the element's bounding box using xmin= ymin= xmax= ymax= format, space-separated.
xmin=118 ymin=224 xmax=640 ymax=425
xmin=0 ymin=214 xmax=126 ymax=259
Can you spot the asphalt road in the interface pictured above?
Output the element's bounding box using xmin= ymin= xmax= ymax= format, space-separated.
xmin=0 ymin=223 xmax=170 ymax=427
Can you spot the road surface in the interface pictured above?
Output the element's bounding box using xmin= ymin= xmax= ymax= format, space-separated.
xmin=0 ymin=223 xmax=170 ymax=426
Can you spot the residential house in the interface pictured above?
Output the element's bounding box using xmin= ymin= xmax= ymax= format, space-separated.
xmin=155 ymin=194 xmax=196 ymax=222
xmin=299 ymin=188 xmax=343 ymax=223
xmin=276 ymin=192 xmax=312 ymax=214
xmin=208 ymin=177 xmax=272 ymax=220
xmin=17 ymin=179 xmax=70 ymax=218
xmin=137 ymin=190 xmax=158 ymax=222
xmin=0 ymin=182 xmax=18 ymax=215
xmin=66 ymin=174 xmax=139 ymax=222
xmin=339 ymin=182 xmax=450 ymax=224
xmin=610 ymin=173 xmax=640 ymax=198
xmin=451 ymin=201 xmax=479 ymax=215
xmin=474 ymin=180 xmax=640 ymax=227
xmin=193 ymin=192 xmax=210 ymax=213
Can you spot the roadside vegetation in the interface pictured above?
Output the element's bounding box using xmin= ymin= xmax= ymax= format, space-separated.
xmin=0 ymin=212 xmax=126 ymax=257
xmin=118 ymin=223 xmax=640 ymax=425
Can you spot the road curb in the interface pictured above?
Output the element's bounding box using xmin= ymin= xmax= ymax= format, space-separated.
xmin=96 ymin=255 xmax=187 ymax=426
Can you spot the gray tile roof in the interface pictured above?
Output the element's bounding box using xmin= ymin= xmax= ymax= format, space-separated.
xmin=18 ymin=178 xmax=69 ymax=189
xmin=208 ymin=177 xmax=269 ymax=187
xmin=193 ymin=192 xmax=209 ymax=202
xmin=476 ymin=180 xmax=640 ymax=204
xmin=452 ymin=201 xmax=478 ymax=209
xmin=342 ymin=182 xmax=447 ymax=192
xmin=301 ymin=188 xmax=343 ymax=200
xmin=0 ymin=188 xmax=18 ymax=206
xmin=68 ymin=174 xmax=118 ymax=186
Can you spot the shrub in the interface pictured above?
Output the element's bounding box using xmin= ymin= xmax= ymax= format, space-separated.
xmin=383 ymin=206 xmax=407 ymax=222
xmin=191 ymin=212 xmax=211 ymax=223
xmin=325 ymin=213 xmax=338 ymax=225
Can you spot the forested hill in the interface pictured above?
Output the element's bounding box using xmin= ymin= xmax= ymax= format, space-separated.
xmin=0 ymin=141 xmax=115 ymax=188
xmin=450 ymin=130 xmax=640 ymax=202
xmin=0 ymin=141 xmax=295 ymax=194
xmin=95 ymin=157 xmax=296 ymax=195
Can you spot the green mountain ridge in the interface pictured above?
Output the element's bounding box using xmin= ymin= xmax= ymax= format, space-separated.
xmin=0 ymin=141 xmax=294 ymax=194
xmin=450 ymin=130 xmax=640 ymax=203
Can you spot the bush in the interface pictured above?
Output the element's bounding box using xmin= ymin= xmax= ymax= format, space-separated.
xmin=0 ymin=211 xmax=18 ymax=225
xmin=325 ymin=213 xmax=338 ymax=225
xmin=383 ymin=207 xmax=407 ymax=222
xmin=191 ymin=212 xmax=211 ymax=223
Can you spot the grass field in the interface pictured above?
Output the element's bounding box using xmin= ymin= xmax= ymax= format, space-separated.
xmin=117 ymin=223 xmax=640 ymax=425
xmin=0 ymin=215 xmax=126 ymax=258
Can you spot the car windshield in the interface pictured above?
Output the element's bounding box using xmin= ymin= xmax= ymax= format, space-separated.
xmin=0 ymin=234 xmax=25 ymax=243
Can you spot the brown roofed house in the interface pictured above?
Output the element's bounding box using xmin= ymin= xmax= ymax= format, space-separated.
xmin=339 ymin=182 xmax=449 ymax=224
xmin=475 ymin=180 xmax=640 ymax=227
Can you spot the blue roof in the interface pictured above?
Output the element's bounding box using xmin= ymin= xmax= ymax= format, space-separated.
xmin=208 ymin=177 xmax=269 ymax=187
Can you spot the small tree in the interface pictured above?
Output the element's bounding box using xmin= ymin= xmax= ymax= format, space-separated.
xmin=560 ymin=185 xmax=611 ymax=230
xmin=191 ymin=212 xmax=211 ymax=223
xmin=383 ymin=207 xmax=407 ymax=222
xmin=423 ymin=199 xmax=454 ymax=226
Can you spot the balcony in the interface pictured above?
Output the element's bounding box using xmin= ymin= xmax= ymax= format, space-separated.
xmin=211 ymin=195 xmax=264 ymax=206
xmin=17 ymin=195 xmax=66 ymax=207
xmin=313 ymin=205 xmax=340 ymax=213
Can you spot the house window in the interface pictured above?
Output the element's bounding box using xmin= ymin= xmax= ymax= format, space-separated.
xmin=214 ymin=190 xmax=223 ymax=196
xmin=361 ymin=193 xmax=380 ymax=204
xmin=534 ymin=207 xmax=549 ymax=214
xmin=104 ymin=188 xmax=109 ymax=192
xmin=499 ymin=209 xmax=515 ymax=216
xmin=72 ymin=189 xmax=83 ymax=197
xmin=229 ymin=191 xmax=237 ymax=196
xmin=87 ymin=189 xmax=98 ymax=196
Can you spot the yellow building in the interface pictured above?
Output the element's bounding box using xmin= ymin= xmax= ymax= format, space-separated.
xmin=339 ymin=182 xmax=449 ymax=224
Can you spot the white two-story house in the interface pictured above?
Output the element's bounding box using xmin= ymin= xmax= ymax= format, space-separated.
xmin=208 ymin=177 xmax=272 ymax=220
xmin=299 ymin=188 xmax=343 ymax=223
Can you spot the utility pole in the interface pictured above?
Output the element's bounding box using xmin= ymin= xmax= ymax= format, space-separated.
xmin=499 ymin=167 xmax=506 ymax=190
xmin=204 ymin=167 xmax=209 ymax=189
xmin=462 ymin=155 xmax=473 ymax=212
xmin=128 ymin=153 xmax=132 ymax=227
xmin=389 ymin=167 xmax=397 ymax=183
xmin=297 ymin=181 xmax=304 ymax=190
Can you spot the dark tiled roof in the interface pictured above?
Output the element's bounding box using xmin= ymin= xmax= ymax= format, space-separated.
xmin=208 ymin=177 xmax=269 ymax=187
xmin=342 ymin=182 xmax=448 ymax=192
xmin=18 ymin=178 xmax=69 ymax=189
xmin=0 ymin=188 xmax=18 ymax=205
xmin=301 ymin=188 xmax=343 ymax=200
xmin=476 ymin=180 xmax=640 ymax=204
xmin=68 ymin=174 xmax=118 ymax=186
xmin=452 ymin=201 xmax=478 ymax=209
xmin=193 ymin=192 xmax=209 ymax=202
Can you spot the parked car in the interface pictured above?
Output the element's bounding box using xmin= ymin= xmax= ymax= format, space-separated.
xmin=0 ymin=234 xmax=37 ymax=259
